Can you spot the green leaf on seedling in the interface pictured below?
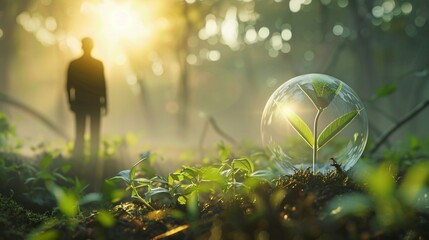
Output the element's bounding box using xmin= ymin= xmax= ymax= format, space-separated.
xmin=299 ymin=78 xmax=342 ymax=109
xmin=318 ymin=110 xmax=359 ymax=148
xmin=145 ymin=187 xmax=171 ymax=201
xmin=130 ymin=153 xmax=149 ymax=181
xmin=285 ymin=110 xmax=314 ymax=148
xmin=110 ymin=153 xmax=150 ymax=184
xmin=250 ymin=169 xmax=276 ymax=181
xmin=110 ymin=169 xmax=131 ymax=183
xmin=201 ymin=166 xmax=226 ymax=185
xmin=232 ymin=158 xmax=254 ymax=174
xmin=298 ymin=84 xmax=320 ymax=109
xmin=182 ymin=166 xmax=201 ymax=179
xmin=150 ymin=176 xmax=169 ymax=185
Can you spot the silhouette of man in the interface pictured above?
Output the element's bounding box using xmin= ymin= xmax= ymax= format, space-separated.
xmin=67 ymin=37 xmax=107 ymax=161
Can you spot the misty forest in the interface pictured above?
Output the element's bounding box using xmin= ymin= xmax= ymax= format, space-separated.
xmin=1 ymin=0 xmax=429 ymax=239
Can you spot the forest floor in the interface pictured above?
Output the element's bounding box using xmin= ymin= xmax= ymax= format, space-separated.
xmin=1 ymin=148 xmax=429 ymax=240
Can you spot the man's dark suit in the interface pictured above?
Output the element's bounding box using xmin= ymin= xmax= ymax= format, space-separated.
xmin=67 ymin=50 xmax=107 ymax=160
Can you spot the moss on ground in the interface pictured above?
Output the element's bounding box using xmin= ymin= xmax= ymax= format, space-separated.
xmin=0 ymin=194 xmax=48 ymax=239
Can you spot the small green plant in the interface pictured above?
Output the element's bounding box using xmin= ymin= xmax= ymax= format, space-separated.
xmin=285 ymin=78 xmax=359 ymax=172
xmin=108 ymin=153 xmax=156 ymax=210
xmin=0 ymin=113 xmax=21 ymax=152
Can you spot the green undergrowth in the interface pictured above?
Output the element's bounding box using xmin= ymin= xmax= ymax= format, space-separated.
xmin=1 ymin=129 xmax=429 ymax=239
xmin=1 ymin=142 xmax=429 ymax=240
xmin=0 ymin=194 xmax=48 ymax=239
xmin=34 ymin=168 xmax=358 ymax=240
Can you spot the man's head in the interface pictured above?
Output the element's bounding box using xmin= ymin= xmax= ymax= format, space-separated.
xmin=81 ymin=37 xmax=94 ymax=55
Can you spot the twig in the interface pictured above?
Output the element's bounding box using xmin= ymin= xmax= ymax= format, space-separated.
xmin=152 ymin=225 xmax=189 ymax=240
xmin=0 ymin=92 xmax=69 ymax=140
xmin=208 ymin=116 xmax=238 ymax=147
xmin=369 ymin=99 xmax=429 ymax=154
xmin=198 ymin=116 xmax=239 ymax=153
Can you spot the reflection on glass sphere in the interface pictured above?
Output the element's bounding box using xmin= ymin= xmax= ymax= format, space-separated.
xmin=261 ymin=74 xmax=368 ymax=173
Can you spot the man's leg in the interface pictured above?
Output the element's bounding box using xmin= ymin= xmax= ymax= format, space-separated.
xmin=74 ymin=112 xmax=86 ymax=158
xmin=90 ymin=110 xmax=101 ymax=161
xmin=89 ymin=110 xmax=102 ymax=188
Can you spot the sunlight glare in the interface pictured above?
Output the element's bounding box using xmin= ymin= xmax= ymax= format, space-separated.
xmin=99 ymin=2 xmax=148 ymax=43
xmin=221 ymin=7 xmax=239 ymax=48
xmin=279 ymin=103 xmax=295 ymax=118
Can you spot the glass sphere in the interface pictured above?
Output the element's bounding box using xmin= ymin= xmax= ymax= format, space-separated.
xmin=261 ymin=74 xmax=368 ymax=173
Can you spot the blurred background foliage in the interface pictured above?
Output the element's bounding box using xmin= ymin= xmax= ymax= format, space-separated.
xmin=0 ymin=0 xmax=429 ymax=158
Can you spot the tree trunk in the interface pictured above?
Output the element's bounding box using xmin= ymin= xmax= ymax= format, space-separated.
xmin=349 ymin=0 xmax=376 ymax=99
xmin=0 ymin=0 xmax=32 ymax=112
xmin=0 ymin=18 xmax=14 ymax=112
xmin=177 ymin=2 xmax=191 ymax=136
xmin=137 ymin=74 xmax=153 ymax=131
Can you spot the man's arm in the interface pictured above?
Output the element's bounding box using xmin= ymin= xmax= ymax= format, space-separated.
xmin=99 ymin=62 xmax=108 ymax=115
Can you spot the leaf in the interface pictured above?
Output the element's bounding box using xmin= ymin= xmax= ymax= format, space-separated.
xmin=285 ymin=110 xmax=314 ymax=148
xmin=150 ymin=176 xmax=169 ymax=185
xmin=110 ymin=169 xmax=131 ymax=184
xmin=312 ymin=78 xmax=342 ymax=109
xmin=38 ymin=155 xmax=53 ymax=170
xmin=399 ymin=162 xmax=429 ymax=205
xmin=130 ymin=155 xmax=149 ymax=181
xmin=133 ymin=178 xmax=151 ymax=185
xmin=80 ymin=193 xmax=103 ymax=205
xmin=201 ymin=166 xmax=226 ymax=186
xmin=46 ymin=182 xmax=78 ymax=218
xmin=169 ymin=172 xmax=183 ymax=182
xmin=335 ymin=82 xmax=343 ymax=95
xmin=371 ymin=84 xmax=396 ymax=101
xmin=27 ymin=230 xmax=59 ymax=240
xmin=312 ymin=78 xmax=342 ymax=98
xmin=250 ymin=169 xmax=276 ymax=180
xmin=299 ymin=77 xmax=342 ymax=109
xmin=298 ymin=84 xmax=320 ymax=109
xmin=182 ymin=166 xmax=201 ymax=179
xmin=228 ymin=181 xmax=248 ymax=189
xmin=325 ymin=193 xmax=372 ymax=219
xmin=97 ymin=210 xmax=116 ymax=228
xmin=217 ymin=142 xmax=230 ymax=161
xmin=59 ymin=192 xmax=79 ymax=218
xmin=317 ymin=110 xmax=359 ymax=149
xmin=232 ymin=158 xmax=254 ymax=173
xmin=145 ymin=187 xmax=171 ymax=201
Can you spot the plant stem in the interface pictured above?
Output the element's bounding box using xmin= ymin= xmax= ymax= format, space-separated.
xmin=131 ymin=185 xmax=155 ymax=210
xmin=313 ymin=109 xmax=323 ymax=173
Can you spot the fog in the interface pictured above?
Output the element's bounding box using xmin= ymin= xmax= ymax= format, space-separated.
xmin=2 ymin=0 xmax=429 ymax=161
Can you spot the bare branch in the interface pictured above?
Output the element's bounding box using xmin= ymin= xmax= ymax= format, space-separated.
xmin=0 ymin=93 xmax=70 ymax=140
xmin=198 ymin=116 xmax=239 ymax=153
xmin=208 ymin=117 xmax=238 ymax=147
xmin=369 ymin=99 xmax=429 ymax=154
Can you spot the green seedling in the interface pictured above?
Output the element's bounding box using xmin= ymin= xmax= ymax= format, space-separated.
xmin=282 ymin=78 xmax=359 ymax=172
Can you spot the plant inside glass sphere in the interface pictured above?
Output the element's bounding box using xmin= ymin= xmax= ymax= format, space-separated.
xmin=261 ymin=74 xmax=368 ymax=173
